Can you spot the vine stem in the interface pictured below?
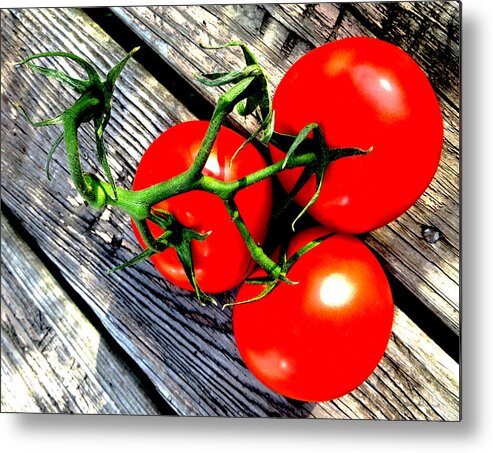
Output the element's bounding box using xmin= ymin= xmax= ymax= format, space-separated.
xmin=63 ymin=94 xmax=104 ymax=207
xmin=20 ymin=43 xmax=370 ymax=304
xmin=187 ymin=76 xmax=257 ymax=179
xmin=90 ymin=150 xmax=317 ymax=216
xmin=89 ymin=149 xmax=318 ymax=282
xmin=100 ymin=75 xmax=260 ymax=217
xmin=223 ymin=199 xmax=292 ymax=284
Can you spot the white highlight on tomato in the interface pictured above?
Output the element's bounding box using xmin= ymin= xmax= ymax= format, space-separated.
xmin=205 ymin=154 xmax=221 ymax=177
xmin=379 ymin=77 xmax=393 ymax=92
xmin=280 ymin=360 xmax=289 ymax=370
xmin=320 ymin=273 xmax=355 ymax=307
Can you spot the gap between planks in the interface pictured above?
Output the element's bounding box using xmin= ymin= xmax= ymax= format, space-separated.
xmin=1 ymin=212 xmax=174 ymax=415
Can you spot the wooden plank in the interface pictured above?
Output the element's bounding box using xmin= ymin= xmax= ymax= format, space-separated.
xmin=1 ymin=215 xmax=164 ymax=415
xmin=112 ymin=3 xmax=460 ymax=334
xmin=0 ymin=7 xmax=459 ymax=419
xmin=348 ymin=1 xmax=460 ymax=106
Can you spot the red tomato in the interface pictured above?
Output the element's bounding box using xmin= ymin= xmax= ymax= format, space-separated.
xmin=270 ymin=37 xmax=443 ymax=233
xmin=132 ymin=120 xmax=272 ymax=293
xmin=233 ymin=226 xmax=394 ymax=402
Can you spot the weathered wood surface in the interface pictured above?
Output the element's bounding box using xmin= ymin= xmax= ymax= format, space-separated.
xmin=0 ymin=6 xmax=459 ymax=420
xmin=112 ymin=2 xmax=460 ymax=334
xmin=1 ymin=215 xmax=165 ymax=415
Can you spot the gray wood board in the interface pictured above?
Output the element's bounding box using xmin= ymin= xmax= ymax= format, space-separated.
xmin=111 ymin=2 xmax=460 ymax=334
xmin=1 ymin=215 xmax=164 ymax=415
xmin=0 ymin=7 xmax=459 ymax=419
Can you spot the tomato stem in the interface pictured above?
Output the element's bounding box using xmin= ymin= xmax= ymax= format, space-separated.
xmin=187 ymin=76 xmax=257 ymax=179
xmin=19 ymin=43 xmax=370 ymax=306
xmin=223 ymin=199 xmax=294 ymax=284
xmin=63 ymin=96 xmax=104 ymax=207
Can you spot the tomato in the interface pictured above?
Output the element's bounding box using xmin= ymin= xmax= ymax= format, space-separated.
xmin=132 ymin=120 xmax=272 ymax=293
xmin=270 ymin=37 xmax=443 ymax=233
xmin=233 ymin=226 xmax=394 ymax=402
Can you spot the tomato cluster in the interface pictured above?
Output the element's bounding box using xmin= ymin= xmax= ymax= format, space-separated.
xmin=132 ymin=38 xmax=443 ymax=402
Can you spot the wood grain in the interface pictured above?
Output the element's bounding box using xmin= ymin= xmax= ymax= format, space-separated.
xmin=1 ymin=7 xmax=459 ymax=419
xmin=111 ymin=2 xmax=460 ymax=334
xmin=1 ymin=215 xmax=164 ymax=415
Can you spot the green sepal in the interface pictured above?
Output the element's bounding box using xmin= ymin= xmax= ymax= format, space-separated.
xmin=290 ymin=153 xmax=327 ymax=231
xmin=174 ymin=238 xmax=216 ymax=307
xmin=45 ymin=132 xmax=64 ymax=180
xmin=19 ymin=105 xmax=64 ymax=128
xmin=117 ymin=210 xmax=216 ymax=306
xmin=220 ymin=76 xmax=257 ymax=111
xmin=150 ymin=210 xmax=215 ymax=305
xmin=281 ymin=123 xmax=318 ymax=169
xmin=200 ymin=41 xmax=275 ymax=162
xmin=283 ymin=232 xmax=335 ymax=269
xmin=16 ymin=51 xmax=102 ymax=86
xmin=289 ymin=132 xmax=371 ymax=231
xmin=230 ymin=92 xmax=273 ymax=165
xmin=272 ymin=123 xmax=372 ymax=229
xmin=94 ymin=47 xmax=140 ymax=199
xmin=230 ymin=113 xmax=270 ymax=164
xmin=199 ymin=40 xmax=259 ymax=66
xmin=243 ymin=276 xmax=272 ymax=285
xmin=258 ymin=91 xmax=274 ymax=144
xmin=149 ymin=208 xmax=174 ymax=228
xmin=195 ymin=65 xmax=260 ymax=87
xmin=233 ymin=76 xmax=274 ymax=156
xmin=94 ymin=115 xmax=117 ymax=199
xmin=236 ymin=91 xmax=260 ymax=117
xmin=105 ymin=47 xmax=140 ymax=93
xmin=23 ymin=62 xmax=90 ymax=93
xmin=108 ymin=248 xmax=155 ymax=273
xmin=133 ymin=217 xmax=164 ymax=253
xmin=285 ymin=125 xmax=329 ymax=230
xmin=223 ymin=280 xmax=278 ymax=308
xmin=331 ymin=145 xmax=373 ymax=160
xmin=224 ymin=232 xmax=334 ymax=308
xmin=19 ymin=106 xmax=65 ymax=182
xmin=18 ymin=48 xmax=139 ymax=205
xmin=271 ymin=166 xmax=313 ymax=222
xmin=110 ymin=225 xmax=215 ymax=306
xmin=269 ymin=130 xmax=297 ymax=151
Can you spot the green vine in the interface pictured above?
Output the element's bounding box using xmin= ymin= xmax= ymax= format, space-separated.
xmin=17 ymin=42 xmax=370 ymax=307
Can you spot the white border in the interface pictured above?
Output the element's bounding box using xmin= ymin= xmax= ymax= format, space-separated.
xmin=1 ymin=0 xmax=492 ymax=452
